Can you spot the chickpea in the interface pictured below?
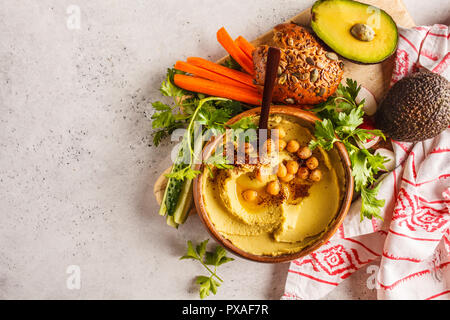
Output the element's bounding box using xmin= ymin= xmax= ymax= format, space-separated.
xmin=255 ymin=167 xmax=269 ymax=182
xmin=266 ymin=180 xmax=280 ymax=196
xmin=309 ymin=169 xmax=322 ymax=182
xmin=280 ymin=173 xmax=295 ymax=183
xmin=297 ymin=146 xmax=312 ymax=159
xmin=277 ymin=163 xmax=288 ymax=178
xmin=242 ymin=189 xmax=258 ymax=201
xmin=286 ymin=140 xmax=300 ymax=153
xmin=297 ymin=167 xmax=309 ymax=180
xmin=286 ymin=160 xmax=299 ymax=175
xmin=278 ymin=140 xmax=287 ymax=152
xmin=306 ymin=156 xmax=319 ymax=170
xmin=274 ymin=126 xmax=286 ymax=139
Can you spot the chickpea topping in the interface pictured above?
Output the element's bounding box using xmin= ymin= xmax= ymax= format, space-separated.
xmin=286 ymin=160 xmax=299 ymax=174
xmin=306 ymin=156 xmax=319 ymax=170
xmin=274 ymin=126 xmax=286 ymax=139
xmin=309 ymin=169 xmax=322 ymax=182
xmin=255 ymin=167 xmax=269 ymax=182
xmin=297 ymin=146 xmax=312 ymax=159
xmin=286 ymin=140 xmax=300 ymax=153
xmin=278 ymin=140 xmax=287 ymax=151
xmin=280 ymin=173 xmax=295 ymax=183
xmin=277 ymin=163 xmax=288 ymax=178
xmin=266 ymin=180 xmax=280 ymax=195
xmin=242 ymin=189 xmax=258 ymax=201
xmin=297 ymin=167 xmax=309 ymax=180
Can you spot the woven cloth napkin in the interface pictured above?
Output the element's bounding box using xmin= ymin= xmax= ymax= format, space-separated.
xmin=282 ymin=24 xmax=450 ymax=300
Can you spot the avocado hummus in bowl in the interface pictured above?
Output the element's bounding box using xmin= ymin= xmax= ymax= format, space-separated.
xmin=193 ymin=107 xmax=353 ymax=263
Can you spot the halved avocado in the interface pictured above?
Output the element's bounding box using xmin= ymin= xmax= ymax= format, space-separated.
xmin=311 ymin=0 xmax=398 ymax=64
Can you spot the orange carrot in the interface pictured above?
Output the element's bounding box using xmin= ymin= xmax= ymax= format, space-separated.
xmin=186 ymin=57 xmax=255 ymax=88
xmin=216 ymin=27 xmax=254 ymax=75
xmin=235 ymin=36 xmax=255 ymax=60
xmin=174 ymin=74 xmax=261 ymax=105
xmin=174 ymin=61 xmax=253 ymax=90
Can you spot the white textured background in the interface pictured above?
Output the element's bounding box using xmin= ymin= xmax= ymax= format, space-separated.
xmin=0 ymin=0 xmax=449 ymax=299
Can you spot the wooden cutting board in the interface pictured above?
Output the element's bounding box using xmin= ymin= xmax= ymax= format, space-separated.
xmin=154 ymin=0 xmax=415 ymax=206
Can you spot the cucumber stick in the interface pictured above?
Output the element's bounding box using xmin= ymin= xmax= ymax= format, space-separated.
xmin=173 ymin=179 xmax=193 ymax=224
xmin=166 ymin=215 xmax=178 ymax=228
xmin=163 ymin=178 xmax=193 ymax=227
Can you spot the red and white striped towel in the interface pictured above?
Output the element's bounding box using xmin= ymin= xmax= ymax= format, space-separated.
xmin=282 ymin=24 xmax=450 ymax=300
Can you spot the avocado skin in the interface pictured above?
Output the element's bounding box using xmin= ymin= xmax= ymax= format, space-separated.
xmin=375 ymin=71 xmax=450 ymax=142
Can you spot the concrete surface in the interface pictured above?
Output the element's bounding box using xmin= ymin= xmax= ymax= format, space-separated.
xmin=0 ymin=0 xmax=448 ymax=300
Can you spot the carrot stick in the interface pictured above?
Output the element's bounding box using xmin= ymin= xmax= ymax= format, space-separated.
xmin=186 ymin=57 xmax=255 ymax=88
xmin=235 ymin=36 xmax=255 ymax=60
xmin=174 ymin=61 xmax=253 ymax=90
xmin=217 ymin=27 xmax=254 ymax=75
xmin=174 ymin=74 xmax=261 ymax=105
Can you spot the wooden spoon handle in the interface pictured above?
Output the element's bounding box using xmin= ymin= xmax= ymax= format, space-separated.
xmin=258 ymin=47 xmax=281 ymax=130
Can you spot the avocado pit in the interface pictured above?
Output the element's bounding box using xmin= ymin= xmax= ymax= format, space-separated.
xmin=350 ymin=23 xmax=375 ymax=41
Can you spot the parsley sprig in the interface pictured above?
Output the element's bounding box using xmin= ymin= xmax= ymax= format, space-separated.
xmin=309 ymin=79 xmax=387 ymax=221
xmin=180 ymin=239 xmax=234 ymax=299
xmin=153 ymin=68 xmax=257 ymax=226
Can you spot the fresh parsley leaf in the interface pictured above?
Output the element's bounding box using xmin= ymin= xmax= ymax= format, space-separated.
xmin=180 ymin=240 xmax=234 ymax=299
xmin=219 ymin=100 xmax=244 ymax=117
xmin=309 ymin=78 xmax=387 ymax=221
xmin=180 ymin=240 xmax=200 ymax=260
xmin=205 ymin=152 xmax=234 ymax=171
xmin=160 ymin=68 xmax=186 ymax=98
xmin=335 ymin=107 xmax=364 ymax=135
xmin=362 ymin=149 xmax=387 ymax=177
xmin=197 ymin=276 xmax=211 ymax=299
xmin=309 ymin=119 xmax=339 ymax=151
xmin=151 ymin=110 xmax=174 ymax=129
xmin=151 ymin=101 xmax=171 ymax=111
xmin=227 ymin=117 xmax=257 ymax=130
xmin=196 ymin=239 xmax=208 ymax=260
xmin=360 ymin=184 xmax=385 ymax=221
xmin=349 ymin=149 xmax=372 ymax=192
xmin=345 ymin=78 xmax=361 ymax=101
xmin=221 ymin=57 xmax=241 ymax=70
xmin=165 ymin=166 xmax=201 ymax=180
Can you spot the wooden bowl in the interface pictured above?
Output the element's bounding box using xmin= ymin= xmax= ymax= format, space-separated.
xmin=193 ymin=106 xmax=354 ymax=263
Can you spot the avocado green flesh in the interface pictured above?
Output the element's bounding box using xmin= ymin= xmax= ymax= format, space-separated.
xmin=311 ymin=0 xmax=398 ymax=64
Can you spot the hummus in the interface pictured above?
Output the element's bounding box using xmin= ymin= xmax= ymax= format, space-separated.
xmin=201 ymin=114 xmax=345 ymax=256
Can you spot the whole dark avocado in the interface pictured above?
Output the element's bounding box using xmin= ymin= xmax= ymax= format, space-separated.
xmin=375 ymin=71 xmax=450 ymax=142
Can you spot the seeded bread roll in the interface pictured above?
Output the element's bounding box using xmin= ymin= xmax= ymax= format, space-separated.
xmin=273 ymin=23 xmax=321 ymax=50
xmin=253 ymin=23 xmax=344 ymax=105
